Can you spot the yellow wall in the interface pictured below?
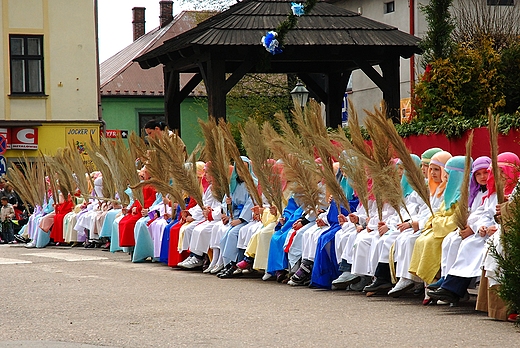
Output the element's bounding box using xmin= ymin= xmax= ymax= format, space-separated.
xmin=1 ymin=0 xmax=98 ymax=122
xmin=6 ymin=123 xmax=100 ymax=159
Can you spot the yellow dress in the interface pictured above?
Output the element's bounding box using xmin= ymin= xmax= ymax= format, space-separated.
xmin=245 ymin=208 xmax=279 ymax=270
xmin=409 ymin=202 xmax=457 ymax=284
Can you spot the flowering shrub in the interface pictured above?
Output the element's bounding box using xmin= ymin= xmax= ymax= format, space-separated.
xmin=414 ymin=37 xmax=506 ymax=121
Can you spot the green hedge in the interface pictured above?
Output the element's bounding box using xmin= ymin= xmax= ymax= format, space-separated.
xmin=395 ymin=112 xmax=520 ymax=139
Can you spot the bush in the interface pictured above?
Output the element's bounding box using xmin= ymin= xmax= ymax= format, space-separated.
xmin=491 ymin=189 xmax=520 ymax=324
xmin=499 ymin=42 xmax=520 ymax=114
xmin=414 ymin=37 xmax=505 ymax=121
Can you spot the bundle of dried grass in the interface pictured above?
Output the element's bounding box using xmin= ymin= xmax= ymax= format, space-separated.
xmin=114 ymin=133 xmax=144 ymax=205
xmin=128 ymin=132 xmax=149 ymax=167
xmin=199 ymin=118 xmax=230 ymax=202
xmin=44 ymin=149 xmax=76 ymax=198
xmin=454 ymin=132 xmax=474 ymax=230
xmin=339 ymin=150 xmax=369 ymax=215
xmin=295 ymin=100 xmax=350 ymax=212
xmin=367 ymin=108 xmax=434 ymax=215
xmin=99 ymin=136 xmax=132 ymax=205
xmin=219 ymin=119 xmax=263 ymax=207
xmin=488 ymin=110 xmax=504 ymax=204
xmin=147 ymin=131 xmax=203 ymax=208
xmin=364 ymin=107 xmax=409 ymax=222
xmin=348 ymin=102 xmax=371 ymax=160
xmin=40 ymin=152 xmax=59 ymax=203
xmin=263 ymin=120 xmax=322 ymax=216
xmin=6 ymin=156 xmax=43 ymax=210
xmin=85 ymin=140 xmax=117 ymax=200
xmin=240 ymin=119 xmax=284 ymax=214
xmin=332 ymin=128 xmax=370 ymax=214
xmin=61 ymin=145 xmax=90 ymax=199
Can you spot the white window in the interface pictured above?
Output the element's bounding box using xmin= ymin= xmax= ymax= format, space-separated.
xmin=9 ymin=35 xmax=44 ymax=94
xmin=384 ymin=1 xmax=395 ymax=14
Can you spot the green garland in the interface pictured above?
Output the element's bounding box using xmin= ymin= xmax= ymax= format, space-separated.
xmin=276 ymin=0 xmax=318 ymax=50
xmin=338 ymin=112 xmax=520 ymax=140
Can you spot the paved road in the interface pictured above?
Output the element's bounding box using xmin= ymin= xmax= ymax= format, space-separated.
xmin=0 ymin=244 xmax=518 ymax=347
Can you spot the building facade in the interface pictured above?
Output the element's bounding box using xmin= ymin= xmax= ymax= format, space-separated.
xmin=0 ymin=0 xmax=100 ymax=167
xmin=330 ymin=0 xmax=517 ymax=121
xmin=100 ymin=5 xmax=212 ymax=152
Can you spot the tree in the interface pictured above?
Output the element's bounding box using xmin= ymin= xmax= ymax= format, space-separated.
xmin=452 ymin=0 xmax=520 ymax=49
xmin=419 ymin=0 xmax=455 ymax=66
xmin=179 ymin=0 xmax=237 ymax=11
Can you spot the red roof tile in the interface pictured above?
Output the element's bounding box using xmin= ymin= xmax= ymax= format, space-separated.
xmin=100 ymin=11 xmax=214 ymax=97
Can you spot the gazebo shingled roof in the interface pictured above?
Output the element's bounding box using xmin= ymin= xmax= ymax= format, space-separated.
xmin=135 ymin=0 xmax=421 ymax=132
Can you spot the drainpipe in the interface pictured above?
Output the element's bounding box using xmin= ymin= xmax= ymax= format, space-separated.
xmin=410 ymin=0 xmax=415 ymax=115
xmin=94 ymin=0 xmax=106 ymax=134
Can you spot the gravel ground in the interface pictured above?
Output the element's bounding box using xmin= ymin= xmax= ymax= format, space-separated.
xmin=0 ymin=244 xmax=518 ymax=347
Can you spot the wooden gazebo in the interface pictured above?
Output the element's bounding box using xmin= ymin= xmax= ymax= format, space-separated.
xmin=136 ymin=0 xmax=421 ymax=131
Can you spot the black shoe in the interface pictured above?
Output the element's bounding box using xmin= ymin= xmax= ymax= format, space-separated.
xmin=427 ymin=288 xmax=459 ymax=304
xmin=14 ymin=235 xmax=28 ymax=243
xmin=363 ymin=278 xmax=393 ymax=292
xmin=275 ymin=270 xmax=289 ymax=283
xmin=216 ymin=263 xmax=232 ymax=277
xmin=218 ymin=264 xmax=237 ymax=279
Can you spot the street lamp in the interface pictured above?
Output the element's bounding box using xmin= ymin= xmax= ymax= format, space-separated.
xmin=290 ymin=80 xmax=309 ymax=108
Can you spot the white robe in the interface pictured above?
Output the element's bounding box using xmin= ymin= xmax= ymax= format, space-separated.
xmin=440 ymin=190 xmax=488 ymax=277
xmin=185 ymin=185 xmax=222 ymax=256
xmin=351 ymin=201 xmax=396 ymax=276
xmin=339 ymin=203 xmax=369 ymax=264
xmin=448 ymin=193 xmax=498 ymax=278
xmin=179 ymin=185 xmax=220 ymax=252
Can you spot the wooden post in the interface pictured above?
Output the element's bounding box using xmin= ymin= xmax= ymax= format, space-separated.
xmin=325 ymin=72 xmax=350 ymax=128
xmin=205 ymin=59 xmax=227 ymax=120
xmin=164 ymin=69 xmax=181 ymax=134
xmin=380 ymin=57 xmax=401 ymax=123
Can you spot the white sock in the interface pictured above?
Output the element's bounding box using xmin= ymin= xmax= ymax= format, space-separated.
xmin=208 ymin=248 xmax=221 ymax=269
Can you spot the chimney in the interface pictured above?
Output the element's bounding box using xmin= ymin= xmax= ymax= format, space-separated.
xmin=159 ymin=1 xmax=173 ymax=28
xmin=132 ymin=7 xmax=146 ymax=41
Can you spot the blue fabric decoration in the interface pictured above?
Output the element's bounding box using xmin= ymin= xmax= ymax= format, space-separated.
xmin=261 ymin=31 xmax=283 ymax=55
xmin=291 ymin=2 xmax=305 ymax=16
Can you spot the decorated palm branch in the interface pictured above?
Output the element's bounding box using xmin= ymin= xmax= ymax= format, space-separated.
xmin=39 ymin=152 xmax=59 ymax=204
xmin=145 ymin=131 xmax=203 ymax=209
xmin=99 ymin=136 xmax=135 ymax=206
xmin=454 ymin=132 xmax=474 ymax=230
xmin=61 ymin=145 xmax=91 ymax=200
xmin=366 ymin=107 xmax=434 ymax=215
xmin=199 ymin=118 xmax=230 ymax=203
xmin=364 ymin=107 xmax=409 ymax=222
xmin=7 ymin=155 xmax=45 ymax=210
xmin=240 ymin=119 xmax=284 ymax=214
xmin=348 ymin=103 xmax=372 ymax=160
xmin=263 ymin=117 xmax=322 ymax=216
xmin=292 ymin=100 xmax=350 ymax=212
xmin=332 ymin=127 xmax=370 ymax=217
xmin=117 ymin=132 xmax=145 ymax=206
xmin=84 ymin=140 xmax=117 ymax=201
xmin=488 ymin=110 xmax=504 ymax=204
xmin=131 ymin=138 xmax=187 ymax=210
xmin=219 ymin=119 xmax=263 ymax=207
xmin=128 ymin=131 xmax=150 ymax=170
xmin=44 ymin=148 xmax=77 ymax=198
